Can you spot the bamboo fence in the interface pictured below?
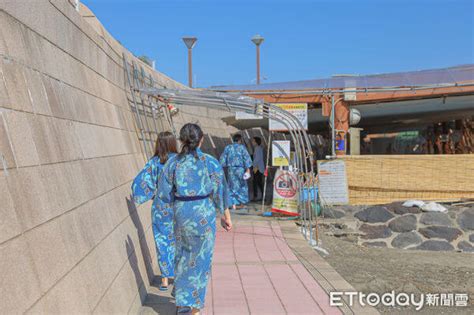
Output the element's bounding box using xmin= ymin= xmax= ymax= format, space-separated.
xmin=338 ymin=155 xmax=474 ymax=205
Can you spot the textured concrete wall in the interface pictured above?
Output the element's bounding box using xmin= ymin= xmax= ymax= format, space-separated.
xmin=0 ymin=0 xmax=235 ymax=313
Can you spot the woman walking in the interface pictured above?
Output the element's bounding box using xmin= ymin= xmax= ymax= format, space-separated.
xmin=158 ymin=123 xmax=232 ymax=315
xmin=219 ymin=134 xmax=252 ymax=209
xmin=131 ymin=131 xmax=178 ymax=290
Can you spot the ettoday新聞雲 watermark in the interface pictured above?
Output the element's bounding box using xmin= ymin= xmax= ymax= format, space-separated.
xmin=330 ymin=291 xmax=469 ymax=310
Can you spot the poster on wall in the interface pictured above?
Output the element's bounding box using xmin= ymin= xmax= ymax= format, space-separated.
xmin=272 ymin=140 xmax=290 ymax=166
xmin=272 ymin=169 xmax=299 ymax=216
xmin=269 ymin=103 xmax=308 ymax=131
xmin=317 ymin=159 xmax=349 ymax=205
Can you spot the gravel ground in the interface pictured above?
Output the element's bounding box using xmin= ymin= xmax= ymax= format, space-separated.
xmin=319 ymin=228 xmax=474 ymax=314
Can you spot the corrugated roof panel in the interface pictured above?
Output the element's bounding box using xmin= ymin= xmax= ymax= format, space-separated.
xmin=211 ymin=64 xmax=474 ymax=91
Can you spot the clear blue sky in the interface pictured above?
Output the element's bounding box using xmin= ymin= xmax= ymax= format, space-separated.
xmin=82 ymin=0 xmax=473 ymax=88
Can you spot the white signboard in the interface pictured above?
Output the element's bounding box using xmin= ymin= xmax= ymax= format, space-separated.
xmin=269 ymin=103 xmax=308 ymax=131
xmin=272 ymin=140 xmax=290 ymax=166
xmin=235 ymin=111 xmax=262 ymax=120
xmin=343 ymin=87 xmax=357 ymax=101
xmin=317 ymin=160 xmax=349 ymax=205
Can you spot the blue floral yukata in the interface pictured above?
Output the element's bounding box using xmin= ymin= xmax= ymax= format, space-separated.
xmin=131 ymin=154 xmax=176 ymax=278
xmin=219 ymin=143 xmax=252 ymax=206
xmin=157 ymin=149 xmax=226 ymax=309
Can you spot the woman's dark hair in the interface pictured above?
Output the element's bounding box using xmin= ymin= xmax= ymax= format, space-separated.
xmin=154 ymin=131 xmax=178 ymax=164
xmin=253 ymin=136 xmax=262 ymax=146
xmin=232 ymin=134 xmax=242 ymax=143
xmin=179 ymin=123 xmax=204 ymax=158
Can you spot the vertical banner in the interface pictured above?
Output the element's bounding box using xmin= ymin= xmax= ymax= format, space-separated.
xmin=272 ymin=169 xmax=299 ymax=216
xmin=272 ymin=140 xmax=290 ymax=166
xmin=269 ymin=103 xmax=308 ymax=131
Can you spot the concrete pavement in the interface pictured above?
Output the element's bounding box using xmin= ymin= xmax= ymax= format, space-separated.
xmin=139 ymin=208 xmax=364 ymax=315
xmin=205 ymin=220 xmax=342 ymax=315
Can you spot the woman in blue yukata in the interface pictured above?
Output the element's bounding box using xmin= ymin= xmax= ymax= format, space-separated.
xmin=158 ymin=123 xmax=232 ymax=315
xmin=219 ymin=134 xmax=252 ymax=210
xmin=131 ymin=131 xmax=178 ymax=291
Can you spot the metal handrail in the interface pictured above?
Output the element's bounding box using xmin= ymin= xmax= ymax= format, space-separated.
xmin=139 ymin=88 xmax=320 ymax=246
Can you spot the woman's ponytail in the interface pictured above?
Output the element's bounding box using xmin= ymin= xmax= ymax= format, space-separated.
xmin=178 ymin=123 xmax=204 ymax=158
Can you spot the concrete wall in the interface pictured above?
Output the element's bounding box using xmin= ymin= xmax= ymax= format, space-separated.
xmin=0 ymin=0 xmax=235 ymax=313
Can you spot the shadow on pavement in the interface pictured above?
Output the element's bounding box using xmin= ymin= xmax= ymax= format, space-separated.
xmin=125 ymin=235 xmax=147 ymax=305
xmin=141 ymin=277 xmax=176 ymax=315
xmin=126 ymin=196 xmax=155 ymax=285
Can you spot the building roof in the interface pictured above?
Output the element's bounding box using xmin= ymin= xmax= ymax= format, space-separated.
xmin=211 ymin=64 xmax=474 ymax=92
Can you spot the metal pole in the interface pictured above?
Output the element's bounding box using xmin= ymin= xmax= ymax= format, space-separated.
xmin=331 ymin=94 xmax=335 ymax=157
xmin=212 ymin=83 xmax=474 ymax=95
xmin=261 ymin=132 xmax=272 ymax=213
xmin=123 ymin=54 xmax=150 ymax=158
xmin=134 ymin=62 xmax=155 ymax=155
xmin=251 ymin=35 xmax=264 ymax=85
xmin=256 ymin=45 xmax=260 ymax=85
xmin=188 ymin=48 xmax=193 ymax=88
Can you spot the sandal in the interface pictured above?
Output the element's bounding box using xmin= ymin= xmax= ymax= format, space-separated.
xmin=176 ymin=306 xmax=192 ymax=314
xmin=159 ymin=284 xmax=168 ymax=291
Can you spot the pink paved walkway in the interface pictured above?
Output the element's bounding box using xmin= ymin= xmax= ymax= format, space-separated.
xmin=201 ymin=222 xmax=342 ymax=315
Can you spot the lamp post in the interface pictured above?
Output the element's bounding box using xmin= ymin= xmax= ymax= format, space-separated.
xmin=251 ymin=34 xmax=264 ymax=85
xmin=182 ymin=36 xmax=197 ymax=88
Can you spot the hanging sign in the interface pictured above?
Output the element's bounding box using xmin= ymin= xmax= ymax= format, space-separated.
xmin=317 ymin=160 xmax=349 ymax=205
xmin=272 ymin=169 xmax=299 ymax=216
xmin=269 ymin=103 xmax=308 ymax=131
xmin=272 ymin=140 xmax=290 ymax=166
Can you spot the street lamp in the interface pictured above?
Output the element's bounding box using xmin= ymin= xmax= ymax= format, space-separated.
xmin=182 ymin=36 xmax=197 ymax=88
xmin=251 ymin=34 xmax=264 ymax=85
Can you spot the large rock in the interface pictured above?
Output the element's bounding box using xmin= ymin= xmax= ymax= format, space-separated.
xmin=419 ymin=212 xmax=453 ymax=226
xmin=386 ymin=202 xmax=420 ymax=215
xmin=360 ymin=224 xmax=392 ymax=239
xmin=322 ymin=209 xmax=345 ymax=219
xmin=457 ymin=208 xmax=474 ymax=231
xmin=388 ymin=215 xmax=417 ymax=232
xmin=354 ymin=206 xmax=394 ymax=223
xmin=386 ymin=202 xmax=407 ymax=214
xmin=362 ymin=241 xmax=387 ymax=248
xmin=391 ymin=231 xmax=423 ymax=249
xmin=415 ymin=240 xmax=454 ymax=251
xmin=457 ymin=241 xmax=474 ymax=253
xmin=418 ymin=226 xmax=462 ymax=242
